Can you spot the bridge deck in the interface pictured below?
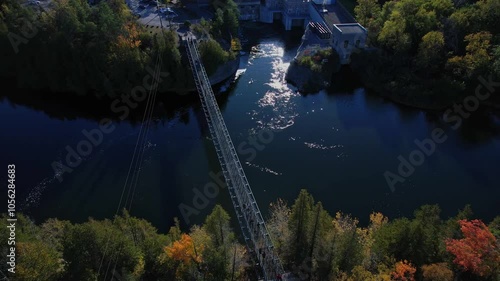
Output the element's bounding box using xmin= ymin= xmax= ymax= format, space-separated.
xmin=185 ymin=37 xmax=285 ymax=281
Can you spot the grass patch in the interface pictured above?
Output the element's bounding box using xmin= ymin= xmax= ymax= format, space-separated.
xmin=297 ymin=48 xmax=333 ymax=73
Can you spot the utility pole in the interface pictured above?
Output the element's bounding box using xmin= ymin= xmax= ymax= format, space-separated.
xmin=156 ymin=0 xmax=165 ymax=31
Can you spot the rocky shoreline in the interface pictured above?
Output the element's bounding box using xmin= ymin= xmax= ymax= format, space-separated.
xmin=285 ymin=62 xmax=331 ymax=93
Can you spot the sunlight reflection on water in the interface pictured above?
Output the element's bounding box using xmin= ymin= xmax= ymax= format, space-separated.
xmin=249 ymin=43 xmax=299 ymax=133
xmin=245 ymin=161 xmax=282 ymax=176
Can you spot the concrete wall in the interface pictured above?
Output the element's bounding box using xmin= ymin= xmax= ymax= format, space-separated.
xmin=331 ymin=24 xmax=367 ymax=64
xmin=311 ymin=0 xmax=335 ymax=5
xmin=239 ymin=4 xmax=260 ymax=20
xmin=259 ymin=6 xmax=275 ymax=23
xmin=282 ymin=16 xmax=292 ymax=30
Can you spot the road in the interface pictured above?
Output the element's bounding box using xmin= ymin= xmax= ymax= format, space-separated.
xmin=126 ymin=0 xmax=212 ymax=28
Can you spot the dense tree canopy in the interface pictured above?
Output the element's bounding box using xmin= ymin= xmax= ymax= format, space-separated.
xmin=210 ymin=0 xmax=239 ymax=38
xmin=266 ymin=190 xmax=499 ymax=281
xmin=0 ymin=207 xmax=248 ymax=281
xmin=352 ymin=0 xmax=500 ymax=107
xmin=0 ymin=192 xmax=499 ymax=280
xmin=0 ymin=0 xmax=235 ymax=97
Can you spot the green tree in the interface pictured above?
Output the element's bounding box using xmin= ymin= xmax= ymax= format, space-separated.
xmin=476 ymin=0 xmax=500 ymax=34
xmin=200 ymin=205 xmax=238 ymax=281
xmin=306 ymin=201 xmax=333 ymax=279
xmin=447 ymin=31 xmax=492 ymax=79
xmin=16 ymin=241 xmax=61 ymax=281
xmin=416 ymin=31 xmax=445 ymax=71
xmin=204 ymin=205 xmax=233 ymax=247
xmin=422 ymin=263 xmax=454 ymax=281
xmin=288 ymin=189 xmax=314 ymax=266
xmin=491 ymin=46 xmax=500 ymax=80
xmin=377 ymin=11 xmax=411 ymax=53
xmin=412 ymin=8 xmax=438 ymax=43
xmin=427 ymin=0 xmax=454 ymax=19
xmin=372 ymin=217 xmax=412 ymax=263
xmin=354 ymin=0 xmax=381 ymax=27
xmin=114 ymin=211 xmax=170 ymax=280
xmin=407 ymin=205 xmax=443 ymax=266
xmin=61 ymin=218 xmax=143 ymax=281
xmin=489 ymin=216 xmax=500 ymax=239
xmin=211 ymin=8 xmax=225 ymax=37
xmin=393 ymin=0 xmax=438 ymax=44
xmin=198 ymin=39 xmax=229 ymax=75
xmin=331 ymin=212 xmax=365 ymax=274
xmin=222 ymin=0 xmax=239 ymax=37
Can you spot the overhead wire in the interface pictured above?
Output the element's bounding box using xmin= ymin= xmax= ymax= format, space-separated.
xmin=100 ymin=5 xmax=169 ymax=280
xmin=97 ymin=42 xmax=164 ymax=281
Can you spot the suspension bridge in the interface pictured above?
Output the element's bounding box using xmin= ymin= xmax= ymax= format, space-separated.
xmin=185 ymin=37 xmax=286 ymax=281
xmin=87 ymin=1 xmax=288 ymax=277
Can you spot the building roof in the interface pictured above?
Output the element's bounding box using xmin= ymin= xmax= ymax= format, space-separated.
xmin=334 ymin=23 xmax=366 ymax=34
xmin=312 ymin=3 xmax=356 ymax=30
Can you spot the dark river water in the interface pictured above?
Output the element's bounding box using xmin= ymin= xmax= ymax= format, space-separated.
xmin=1 ymin=25 xmax=499 ymax=232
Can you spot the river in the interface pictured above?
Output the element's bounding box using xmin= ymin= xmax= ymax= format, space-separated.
xmin=1 ymin=24 xmax=499 ymax=232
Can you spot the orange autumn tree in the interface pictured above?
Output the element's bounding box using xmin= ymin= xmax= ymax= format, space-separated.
xmin=445 ymin=219 xmax=500 ymax=277
xmin=166 ymin=234 xmax=203 ymax=265
xmin=115 ymin=23 xmax=141 ymax=50
xmin=391 ymin=260 xmax=416 ymax=281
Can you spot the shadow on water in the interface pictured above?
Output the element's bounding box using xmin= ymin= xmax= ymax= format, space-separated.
xmin=0 ymin=77 xmax=235 ymax=125
xmin=240 ymin=21 xmax=303 ymax=51
xmin=322 ymin=66 xmax=500 ymax=144
xmin=455 ymin=111 xmax=500 ymax=143
xmin=327 ymin=65 xmax=364 ymax=94
xmin=3 ymin=23 xmax=500 ymax=232
xmin=0 ymin=73 xmax=238 ymax=232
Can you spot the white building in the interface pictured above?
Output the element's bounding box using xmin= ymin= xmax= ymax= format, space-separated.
xmin=331 ymin=23 xmax=367 ymax=64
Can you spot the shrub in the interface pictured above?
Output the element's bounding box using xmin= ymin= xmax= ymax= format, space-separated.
xmin=422 ymin=263 xmax=453 ymax=281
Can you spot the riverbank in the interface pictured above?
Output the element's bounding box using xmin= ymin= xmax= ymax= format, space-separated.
xmin=286 ymin=61 xmax=500 ymax=111
xmin=285 ymin=46 xmax=340 ymax=93
xmin=3 ymin=195 xmax=499 ymax=281
xmin=210 ymin=54 xmax=240 ymax=85
xmin=350 ymin=51 xmax=500 ymax=111
xmin=286 ymin=62 xmax=331 ymax=93
xmin=3 ymin=28 xmax=500 ymax=242
xmin=167 ymin=53 xmax=240 ymax=94
xmin=287 ymin=58 xmax=455 ymax=110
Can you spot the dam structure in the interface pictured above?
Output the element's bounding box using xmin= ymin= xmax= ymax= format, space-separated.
xmin=236 ymin=0 xmax=368 ymax=64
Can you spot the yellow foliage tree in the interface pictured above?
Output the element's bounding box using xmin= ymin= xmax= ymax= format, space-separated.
xmin=115 ymin=23 xmax=141 ymax=50
xmin=370 ymin=212 xmax=389 ymax=229
xmin=422 ymin=263 xmax=453 ymax=281
xmin=16 ymin=242 xmax=60 ymax=281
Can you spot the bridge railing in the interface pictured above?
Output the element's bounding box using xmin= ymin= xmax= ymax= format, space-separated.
xmin=185 ymin=38 xmax=285 ymax=280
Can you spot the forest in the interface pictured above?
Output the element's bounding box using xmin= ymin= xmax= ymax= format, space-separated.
xmin=1 ymin=190 xmax=498 ymax=281
xmin=351 ymin=0 xmax=500 ymax=108
xmin=0 ymin=0 xmax=238 ymax=97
